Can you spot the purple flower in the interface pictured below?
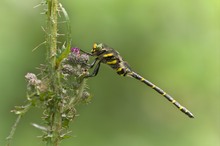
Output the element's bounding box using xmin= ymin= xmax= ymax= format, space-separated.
xmin=71 ymin=47 xmax=80 ymax=55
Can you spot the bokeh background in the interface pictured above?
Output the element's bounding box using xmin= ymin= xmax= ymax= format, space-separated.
xmin=0 ymin=0 xmax=219 ymax=146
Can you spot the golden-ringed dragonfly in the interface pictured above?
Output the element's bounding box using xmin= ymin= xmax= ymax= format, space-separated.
xmin=81 ymin=43 xmax=194 ymax=118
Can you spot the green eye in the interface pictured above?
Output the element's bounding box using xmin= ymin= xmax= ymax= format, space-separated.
xmin=95 ymin=43 xmax=103 ymax=50
xmin=92 ymin=43 xmax=103 ymax=53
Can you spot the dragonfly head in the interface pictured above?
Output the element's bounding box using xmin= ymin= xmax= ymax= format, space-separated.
xmin=91 ymin=43 xmax=104 ymax=55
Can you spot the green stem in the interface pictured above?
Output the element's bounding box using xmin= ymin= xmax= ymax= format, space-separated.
xmin=6 ymin=115 xmax=22 ymax=146
xmin=47 ymin=0 xmax=58 ymax=69
xmin=47 ymin=0 xmax=61 ymax=145
xmin=6 ymin=104 xmax=31 ymax=146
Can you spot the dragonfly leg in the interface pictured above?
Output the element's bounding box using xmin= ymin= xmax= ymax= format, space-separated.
xmin=84 ymin=60 xmax=102 ymax=78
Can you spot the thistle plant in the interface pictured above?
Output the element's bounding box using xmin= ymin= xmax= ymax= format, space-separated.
xmin=6 ymin=0 xmax=91 ymax=145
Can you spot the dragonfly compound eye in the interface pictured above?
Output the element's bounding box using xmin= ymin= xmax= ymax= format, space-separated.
xmin=92 ymin=43 xmax=103 ymax=53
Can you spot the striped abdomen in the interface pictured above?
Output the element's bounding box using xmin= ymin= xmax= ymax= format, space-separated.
xmin=101 ymin=52 xmax=131 ymax=76
xmin=130 ymin=72 xmax=194 ymax=118
xmin=99 ymin=50 xmax=194 ymax=118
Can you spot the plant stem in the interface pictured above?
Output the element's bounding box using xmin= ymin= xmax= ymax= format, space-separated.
xmin=6 ymin=115 xmax=21 ymax=146
xmin=47 ymin=0 xmax=61 ymax=145
xmin=47 ymin=0 xmax=58 ymax=69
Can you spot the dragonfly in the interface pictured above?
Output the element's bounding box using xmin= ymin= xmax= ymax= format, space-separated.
xmin=81 ymin=43 xmax=194 ymax=118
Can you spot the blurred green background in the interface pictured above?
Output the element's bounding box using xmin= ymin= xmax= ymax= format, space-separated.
xmin=0 ymin=0 xmax=219 ymax=146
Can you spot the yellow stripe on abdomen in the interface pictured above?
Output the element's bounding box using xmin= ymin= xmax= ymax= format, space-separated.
xmin=107 ymin=60 xmax=117 ymax=65
xmin=103 ymin=53 xmax=114 ymax=58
